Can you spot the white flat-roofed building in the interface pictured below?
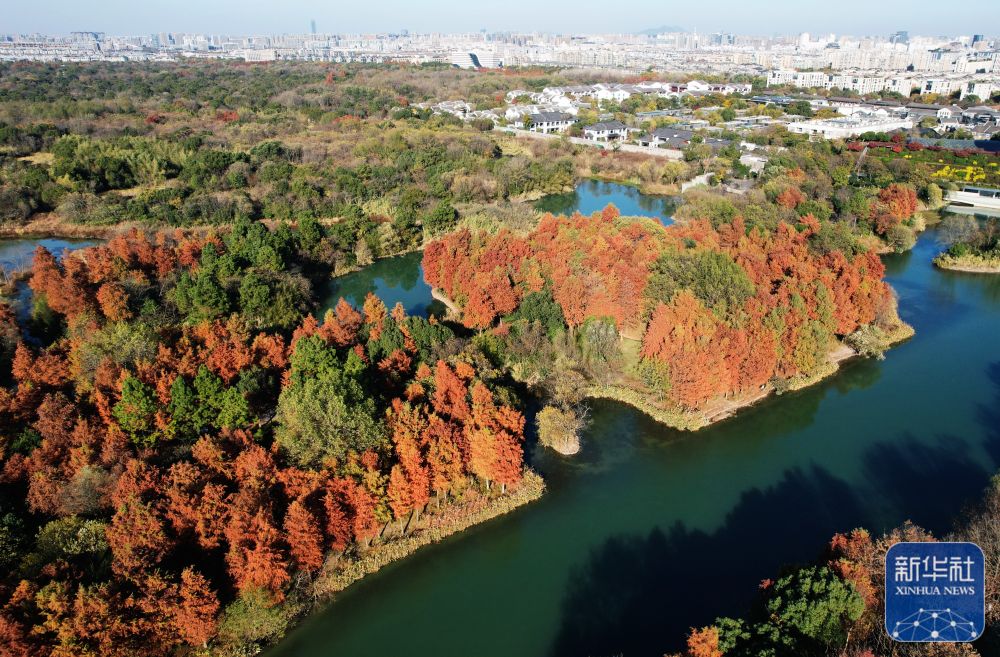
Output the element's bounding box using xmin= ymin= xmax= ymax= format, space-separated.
xmin=962 ymin=81 xmax=998 ymax=100
xmin=787 ymin=115 xmax=913 ymax=139
xmin=240 ymin=48 xmax=276 ymax=62
xmin=449 ymin=51 xmax=478 ymax=68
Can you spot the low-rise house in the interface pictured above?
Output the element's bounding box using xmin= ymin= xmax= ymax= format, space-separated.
xmin=593 ymin=84 xmax=634 ymax=102
xmin=635 ymin=109 xmax=689 ymax=120
xmin=739 ymin=153 xmax=768 ymax=174
xmin=637 ymin=127 xmax=731 ymax=150
xmin=750 ymin=94 xmax=800 ymax=107
xmin=970 ymin=122 xmax=1000 ymax=139
xmin=515 ymin=111 xmax=577 ymax=133
xmin=670 ymin=119 xmax=711 ymax=131
xmin=904 ymin=102 xmax=960 ymax=121
xmin=721 ymin=115 xmax=776 ymax=130
xmin=428 ymin=100 xmax=473 ymax=118
xmin=583 ymin=120 xmax=629 ymax=141
xmin=962 ymin=106 xmax=1000 ymax=125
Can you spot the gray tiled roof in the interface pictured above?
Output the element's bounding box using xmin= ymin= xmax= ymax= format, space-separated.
xmin=585 ymin=120 xmax=627 ymax=131
xmin=529 ymin=111 xmax=574 ymax=123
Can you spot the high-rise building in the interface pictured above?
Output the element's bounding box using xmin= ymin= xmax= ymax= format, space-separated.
xmin=890 ymin=30 xmax=909 ymax=44
xmin=310 ymin=20 xmax=317 ymax=35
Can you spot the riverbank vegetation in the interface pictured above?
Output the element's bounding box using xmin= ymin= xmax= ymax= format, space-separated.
xmin=669 ymin=474 xmax=1000 ymax=657
xmin=846 ymin=136 xmax=1000 ymax=188
xmin=934 ymin=214 xmax=1000 ymax=273
xmin=0 ymin=217 xmax=542 ymax=656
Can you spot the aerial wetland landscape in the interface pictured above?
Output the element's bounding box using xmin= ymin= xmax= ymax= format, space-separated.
xmin=2 ymin=7 xmax=1000 ymax=657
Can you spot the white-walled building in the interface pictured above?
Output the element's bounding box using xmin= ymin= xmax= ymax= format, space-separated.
xmin=583 ymin=120 xmax=629 ymax=141
xmin=961 ymin=81 xmax=998 ymax=100
xmin=450 ymin=51 xmax=502 ymax=69
xmin=787 ymin=115 xmax=913 ymax=139
xmin=767 ymin=69 xmax=917 ymax=95
xmin=514 ymin=111 xmax=577 ymax=133
xmin=768 ymin=69 xmax=1000 ymax=99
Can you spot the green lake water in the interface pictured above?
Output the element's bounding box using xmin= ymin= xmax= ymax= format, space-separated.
xmin=270 ymin=186 xmax=1000 ymax=656
xmin=318 ymin=251 xmax=446 ymax=319
xmin=535 ymin=179 xmax=677 ymax=225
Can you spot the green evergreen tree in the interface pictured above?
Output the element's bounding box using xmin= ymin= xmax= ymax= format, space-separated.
xmin=167 ymin=375 xmax=199 ymax=441
xmin=114 ymin=376 xmax=158 ymax=444
xmin=193 ymin=365 xmax=225 ymax=429
xmin=218 ymin=387 xmax=251 ymax=430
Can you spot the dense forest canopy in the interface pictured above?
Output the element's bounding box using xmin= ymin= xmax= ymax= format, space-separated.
xmin=0 ymin=218 xmax=529 ymax=656
xmin=424 ymin=206 xmax=901 ymax=411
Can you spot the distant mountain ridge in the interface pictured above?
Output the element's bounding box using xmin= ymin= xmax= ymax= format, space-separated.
xmin=636 ymin=25 xmax=687 ymax=35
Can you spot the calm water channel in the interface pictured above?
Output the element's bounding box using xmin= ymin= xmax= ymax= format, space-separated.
xmin=534 ymin=178 xmax=677 ymax=225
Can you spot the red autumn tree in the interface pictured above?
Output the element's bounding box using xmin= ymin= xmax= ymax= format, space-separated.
xmin=432 ymin=361 xmax=471 ymax=421
xmin=686 ymin=626 xmax=723 ymax=657
xmin=318 ymin=298 xmax=363 ymax=347
xmin=878 ymin=183 xmax=918 ymax=222
xmin=174 ymin=568 xmax=219 ymax=647
xmin=322 ymin=484 xmax=353 ymax=552
xmin=362 ymin=293 xmax=387 ymax=342
xmin=107 ymin=500 xmax=172 ymax=580
xmin=465 ymin=382 xmax=524 ymax=491
xmin=284 ymin=499 xmax=326 ymax=572
xmin=228 ymin=510 xmax=290 ymax=599
xmin=776 ymin=187 xmax=805 ymax=209
xmin=96 ymin=282 xmax=132 ymax=322
xmin=641 ymin=292 xmax=726 ymax=409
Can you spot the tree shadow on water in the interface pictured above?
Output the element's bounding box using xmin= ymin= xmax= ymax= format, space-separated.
xmin=978 ymin=361 xmax=1000 ymax=467
xmin=548 ymin=466 xmax=864 ymax=657
xmin=550 ymin=422 xmax=1000 ymax=657
xmin=860 ymin=431 xmax=994 ymax=536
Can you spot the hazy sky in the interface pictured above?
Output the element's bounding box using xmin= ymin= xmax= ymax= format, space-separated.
xmin=5 ymin=0 xmax=999 ymax=36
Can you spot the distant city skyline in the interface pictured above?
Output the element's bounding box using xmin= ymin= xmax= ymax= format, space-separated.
xmin=4 ymin=0 xmax=999 ymax=37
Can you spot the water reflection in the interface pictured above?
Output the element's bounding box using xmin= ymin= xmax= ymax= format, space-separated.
xmin=535 ymin=180 xmax=677 ymax=226
xmin=0 ymin=237 xmax=98 ymax=272
xmin=0 ymin=238 xmax=100 ymax=328
xmin=550 ymin=466 xmax=866 ymax=657
xmin=318 ymin=251 xmax=446 ymax=319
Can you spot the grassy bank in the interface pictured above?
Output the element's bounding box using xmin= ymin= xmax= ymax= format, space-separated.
xmin=934 ymin=252 xmax=1000 ymax=274
xmin=215 ymin=471 xmax=545 ymax=656
xmin=0 ymin=213 xmax=131 ymax=239
xmin=313 ymin=469 xmax=545 ymax=598
xmin=587 ymin=321 xmax=914 ymax=433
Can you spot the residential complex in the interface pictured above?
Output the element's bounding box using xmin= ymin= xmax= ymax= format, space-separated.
xmin=2 ymin=29 xmax=997 ymax=84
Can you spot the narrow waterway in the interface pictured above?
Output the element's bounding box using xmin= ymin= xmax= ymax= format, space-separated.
xmin=318 ymin=251 xmax=446 ymax=319
xmin=535 ymin=178 xmax=677 ymax=225
xmin=0 ymin=237 xmax=100 ymax=325
xmin=0 ymin=237 xmax=98 ymax=272
xmin=268 ymin=187 xmax=1000 ymax=657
